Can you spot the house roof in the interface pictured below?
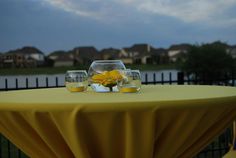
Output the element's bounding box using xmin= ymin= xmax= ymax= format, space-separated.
xmin=125 ymin=44 xmax=152 ymax=53
xmin=73 ymin=46 xmax=100 ymax=59
xmin=100 ymin=48 xmax=121 ymax=59
xmin=100 ymin=48 xmax=120 ymax=54
xmin=6 ymin=46 xmax=44 ymax=55
xmin=150 ymin=48 xmax=168 ymax=55
xmin=48 ymin=51 xmax=67 ymax=57
xmin=123 ymin=47 xmax=131 ymax=52
xmin=169 ymin=44 xmax=191 ymax=51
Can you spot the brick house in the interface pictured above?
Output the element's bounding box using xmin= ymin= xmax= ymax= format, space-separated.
xmin=122 ymin=44 xmax=153 ymax=64
xmin=168 ymin=44 xmax=191 ymax=62
xmin=150 ymin=48 xmax=169 ymax=64
xmin=1 ymin=47 xmax=45 ymax=68
xmin=48 ymin=51 xmax=74 ymax=67
xmin=100 ymin=48 xmax=122 ymax=60
xmin=73 ymin=46 xmax=101 ymax=65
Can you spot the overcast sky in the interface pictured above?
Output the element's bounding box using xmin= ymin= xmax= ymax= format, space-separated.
xmin=0 ymin=0 xmax=236 ymax=54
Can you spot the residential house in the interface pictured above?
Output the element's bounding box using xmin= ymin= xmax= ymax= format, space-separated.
xmin=99 ymin=47 xmax=135 ymax=64
xmin=1 ymin=52 xmax=25 ymax=68
xmin=20 ymin=47 xmax=45 ymax=66
xmin=48 ymin=51 xmax=74 ymax=67
xmin=227 ymin=45 xmax=236 ymax=58
xmin=122 ymin=44 xmax=153 ymax=64
xmin=48 ymin=51 xmax=68 ymax=60
xmin=168 ymin=44 xmax=191 ymax=62
xmin=2 ymin=47 xmax=45 ymax=68
xmin=73 ymin=46 xmax=101 ymax=65
xmin=120 ymin=47 xmax=135 ymax=64
xmin=150 ymin=48 xmax=169 ymax=64
xmin=54 ymin=53 xmax=74 ymax=67
xmin=100 ymin=48 xmax=122 ymax=60
xmin=119 ymin=49 xmax=133 ymax=64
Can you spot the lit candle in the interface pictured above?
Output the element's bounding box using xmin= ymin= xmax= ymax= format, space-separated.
xmin=68 ymin=86 xmax=85 ymax=92
xmin=120 ymin=86 xmax=138 ymax=93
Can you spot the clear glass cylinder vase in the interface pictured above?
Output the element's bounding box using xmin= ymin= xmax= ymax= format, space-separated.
xmin=88 ymin=60 xmax=126 ymax=92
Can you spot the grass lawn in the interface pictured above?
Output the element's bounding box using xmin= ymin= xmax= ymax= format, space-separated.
xmin=0 ymin=64 xmax=177 ymax=75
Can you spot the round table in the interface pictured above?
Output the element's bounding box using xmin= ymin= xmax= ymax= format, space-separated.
xmin=0 ymin=85 xmax=236 ymax=158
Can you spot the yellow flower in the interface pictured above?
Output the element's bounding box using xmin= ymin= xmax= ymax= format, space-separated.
xmin=92 ymin=70 xmax=123 ymax=87
xmin=109 ymin=70 xmax=123 ymax=81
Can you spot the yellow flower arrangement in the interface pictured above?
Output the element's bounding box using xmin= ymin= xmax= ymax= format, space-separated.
xmin=92 ymin=70 xmax=123 ymax=91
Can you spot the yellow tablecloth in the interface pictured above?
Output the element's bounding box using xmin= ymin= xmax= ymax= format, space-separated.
xmin=0 ymin=85 xmax=236 ymax=158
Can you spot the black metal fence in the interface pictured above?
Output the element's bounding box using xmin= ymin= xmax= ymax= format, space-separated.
xmin=0 ymin=135 xmax=28 ymax=158
xmin=0 ymin=71 xmax=235 ymax=158
xmin=1 ymin=72 xmax=235 ymax=91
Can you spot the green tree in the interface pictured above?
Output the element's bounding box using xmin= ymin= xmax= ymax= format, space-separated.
xmin=180 ymin=42 xmax=234 ymax=84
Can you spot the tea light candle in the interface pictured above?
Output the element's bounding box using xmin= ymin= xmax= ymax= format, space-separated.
xmin=68 ymin=86 xmax=85 ymax=92
xmin=120 ymin=86 xmax=138 ymax=93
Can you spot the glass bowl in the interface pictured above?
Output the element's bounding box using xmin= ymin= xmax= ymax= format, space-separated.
xmin=88 ymin=60 xmax=126 ymax=92
xmin=118 ymin=69 xmax=141 ymax=93
xmin=65 ymin=70 xmax=88 ymax=92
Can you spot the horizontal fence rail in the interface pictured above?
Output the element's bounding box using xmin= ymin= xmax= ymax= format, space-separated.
xmin=0 ymin=71 xmax=235 ymax=158
xmin=1 ymin=71 xmax=235 ymax=91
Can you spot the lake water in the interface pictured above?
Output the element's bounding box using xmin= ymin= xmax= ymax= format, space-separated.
xmin=0 ymin=70 xmax=179 ymax=89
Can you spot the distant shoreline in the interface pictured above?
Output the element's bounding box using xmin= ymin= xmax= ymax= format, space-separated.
xmin=0 ymin=64 xmax=176 ymax=75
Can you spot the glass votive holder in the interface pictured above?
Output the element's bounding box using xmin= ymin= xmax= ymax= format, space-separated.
xmin=65 ymin=70 xmax=88 ymax=92
xmin=118 ymin=69 xmax=141 ymax=93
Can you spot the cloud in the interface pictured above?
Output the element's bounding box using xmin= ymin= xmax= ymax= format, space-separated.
xmin=41 ymin=0 xmax=236 ymax=26
xmin=137 ymin=0 xmax=236 ymax=26
xmin=42 ymin=0 xmax=104 ymax=19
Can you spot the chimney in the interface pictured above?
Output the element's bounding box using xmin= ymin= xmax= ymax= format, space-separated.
xmin=147 ymin=45 xmax=150 ymax=52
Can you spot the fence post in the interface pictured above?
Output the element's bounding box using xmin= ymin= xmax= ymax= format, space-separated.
xmin=211 ymin=143 xmax=214 ymax=158
xmin=152 ymin=73 xmax=156 ymax=85
xmin=55 ymin=77 xmax=59 ymax=87
xmin=36 ymin=78 xmax=39 ymax=88
xmin=18 ymin=149 xmax=21 ymax=158
xmin=0 ymin=134 xmax=2 ymax=157
xmin=7 ymin=139 xmax=10 ymax=158
xmin=177 ymin=72 xmax=184 ymax=85
xmin=15 ymin=78 xmax=18 ymax=90
xmin=169 ymin=72 xmax=172 ymax=85
xmin=26 ymin=78 xmax=29 ymax=89
xmin=145 ymin=73 xmax=148 ymax=85
xmin=161 ymin=73 xmax=164 ymax=85
xmin=5 ymin=79 xmax=8 ymax=90
xmin=46 ymin=77 xmax=49 ymax=87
